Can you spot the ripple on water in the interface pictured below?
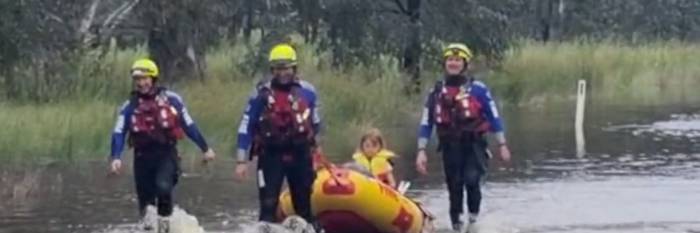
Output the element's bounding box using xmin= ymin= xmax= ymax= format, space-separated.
xmin=605 ymin=114 xmax=700 ymax=138
xmin=413 ymin=176 xmax=700 ymax=233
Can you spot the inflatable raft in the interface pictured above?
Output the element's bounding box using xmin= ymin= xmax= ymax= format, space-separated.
xmin=277 ymin=167 xmax=434 ymax=233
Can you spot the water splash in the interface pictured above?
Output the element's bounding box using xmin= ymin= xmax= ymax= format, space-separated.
xmin=233 ymin=216 xmax=317 ymax=233
xmin=95 ymin=206 xmax=204 ymax=233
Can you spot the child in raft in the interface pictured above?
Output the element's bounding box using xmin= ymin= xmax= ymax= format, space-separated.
xmin=342 ymin=128 xmax=398 ymax=188
xmin=335 ymin=128 xmax=437 ymax=228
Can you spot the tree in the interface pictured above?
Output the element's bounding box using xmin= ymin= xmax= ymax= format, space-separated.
xmin=5 ymin=0 xmax=700 ymax=102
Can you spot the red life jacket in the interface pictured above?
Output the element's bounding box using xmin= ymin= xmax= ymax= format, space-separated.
xmin=433 ymin=80 xmax=489 ymax=139
xmin=256 ymin=86 xmax=314 ymax=148
xmin=129 ymin=90 xmax=185 ymax=147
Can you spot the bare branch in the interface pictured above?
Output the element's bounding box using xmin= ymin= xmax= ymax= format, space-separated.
xmin=102 ymin=0 xmax=141 ymax=38
xmin=102 ymin=0 xmax=140 ymax=30
xmin=107 ymin=0 xmax=140 ymax=30
xmin=79 ymin=0 xmax=102 ymax=35
xmin=392 ymin=0 xmax=408 ymax=14
xmin=186 ymin=42 xmax=206 ymax=81
xmin=45 ymin=12 xmax=65 ymax=24
xmin=79 ymin=0 xmax=103 ymax=46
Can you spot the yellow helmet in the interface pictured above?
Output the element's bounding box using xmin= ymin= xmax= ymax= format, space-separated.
xmin=131 ymin=58 xmax=159 ymax=78
xmin=268 ymin=43 xmax=297 ymax=67
xmin=443 ymin=43 xmax=473 ymax=62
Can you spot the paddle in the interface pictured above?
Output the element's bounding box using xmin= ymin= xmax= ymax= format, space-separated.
xmin=313 ymin=151 xmax=342 ymax=184
xmin=397 ymin=180 xmax=411 ymax=195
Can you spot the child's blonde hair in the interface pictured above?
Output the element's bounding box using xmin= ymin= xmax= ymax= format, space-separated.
xmin=359 ymin=128 xmax=385 ymax=150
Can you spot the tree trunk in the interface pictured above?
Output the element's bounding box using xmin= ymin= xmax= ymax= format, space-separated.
xmin=557 ymin=0 xmax=565 ymax=39
xmin=78 ymin=0 xmax=101 ymax=47
xmin=243 ymin=0 xmax=254 ymax=41
xmin=329 ymin=25 xmax=341 ymax=69
xmin=403 ymin=0 xmax=422 ymax=93
xmin=536 ymin=0 xmax=552 ymax=42
xmin=144 ymin=0 xmax=197 ymax=82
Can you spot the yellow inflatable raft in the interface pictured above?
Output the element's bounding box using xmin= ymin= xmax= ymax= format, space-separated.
xmin=277 ymin=167 xmax=434 ymax=233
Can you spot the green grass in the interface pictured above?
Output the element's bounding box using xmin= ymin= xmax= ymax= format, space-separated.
xmin=0 ymin=101 xmax=115 ymax=162
xmin=488 ymin=39 xmax=700 ymax=106
xmin=3 ymin=39 xmax=700 ymax=163
xmin=1 ymin=43 xmax=142 ymax=104
xmin=0 ymin=41 xmax=420 ymax=163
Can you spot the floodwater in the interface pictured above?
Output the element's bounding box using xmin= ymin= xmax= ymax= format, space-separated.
xmin=2 ymin=100 xmax=700 ymax=233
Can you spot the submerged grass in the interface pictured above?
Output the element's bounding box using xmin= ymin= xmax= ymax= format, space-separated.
xmin=3 ymin=39 xmax=700 ymax=162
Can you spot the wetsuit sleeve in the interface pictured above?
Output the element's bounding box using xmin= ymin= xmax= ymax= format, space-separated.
xmin=474 ymin=82 xmax=507 ymax=145
xmin=417 ymin=91 xmax=436 ymax=150
xmin=299 ymin=81 xmax=322 ymax=146
xmin=236 ymin=88 xmax=264 ymax=162
xmin=311 ymin=89 xmax=322 ymax=138
xmin=168 ymin=93 xmax=210 ymax=153
xmin=110 ymin=101 xmax=132 ymax=160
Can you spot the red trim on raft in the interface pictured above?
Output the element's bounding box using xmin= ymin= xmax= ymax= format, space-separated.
xmin=322 ymin=169 xmax=356 ymax=195
xmin=317 ymin=210 xmax=384 ymax=233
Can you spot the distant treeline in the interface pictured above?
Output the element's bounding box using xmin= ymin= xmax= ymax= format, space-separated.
xmin=2 ymin=0 xmax=700 ymax=102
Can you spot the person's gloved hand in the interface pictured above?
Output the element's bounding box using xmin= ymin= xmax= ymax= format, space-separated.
xmin=235 ymin=162 xmax=248 ymax=181
xmin=415 ymin=149 xmax=428 ymax=175
xmin=202 ymin=148 xmax=216 ymax=164
xmin=499 ymin=144 xmax=511 ymax=162
xmin=109 ymin=159 xmax=123 ymax=175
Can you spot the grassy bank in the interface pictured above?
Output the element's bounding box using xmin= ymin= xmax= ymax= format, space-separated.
xmin=0 ymin=42 xmax=421 ymax=163
xmin=488 ymin=39 xmax=700 ymax=106
xmin=3 ymin=39 xmax=700 ymax=163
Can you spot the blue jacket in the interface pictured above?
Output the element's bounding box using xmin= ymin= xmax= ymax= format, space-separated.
xmin=417 ymin=78 xmax=506 ymax=149
xmin=235 ymin=79 xmax=321 ymax=161
xmin=110 ymin=89 xmax=209 ymax=159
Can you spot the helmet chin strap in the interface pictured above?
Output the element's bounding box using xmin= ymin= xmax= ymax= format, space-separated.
xmin=271 ymin=75 xmax=297 ymax=91
xmin=444 ymin=72 xmax=469 ymax=86
xmin=444 ymin=69 xmax=467 ymax=78
xmin=134 ymin=83 xmax=156 ymax=96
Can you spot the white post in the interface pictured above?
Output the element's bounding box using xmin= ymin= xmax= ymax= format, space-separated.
xmin=575 ymin=80 xmax=587 ymax=158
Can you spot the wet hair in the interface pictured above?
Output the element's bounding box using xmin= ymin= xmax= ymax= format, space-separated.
xmin=359 ymin=128 xmax=385 ymax=151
